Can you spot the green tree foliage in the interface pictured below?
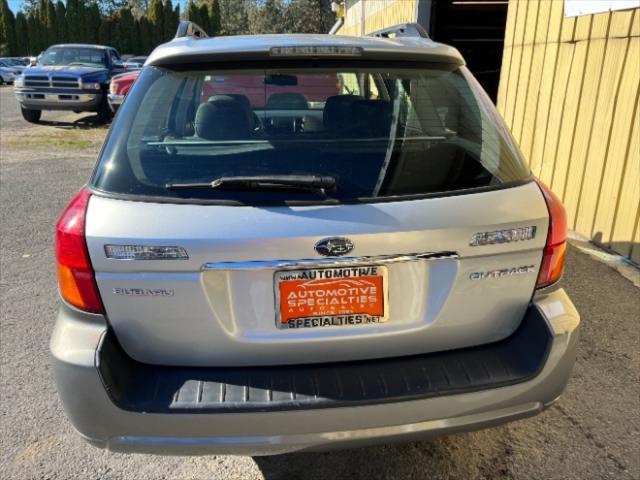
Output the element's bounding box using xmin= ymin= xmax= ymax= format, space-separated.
xmin=162 ymin=0 xmax=178 ymax=42
xmin=15 ymin=11 xmax=29 ymax=53
xmin=86 ymin=2 xmax=101 ymax=43
xmin=54 ymin=1 xmax=67 ymax=43
xmin=248 ymin=0 xmax=285 ymax=34
xmin=7 ymin=0 xmax=337 ymax=56
xmin=0 ymin=0 xmax=17 ymax=55
xmin=147 ymin=0 xmax=163 ymax=46
xmin=218 ymin=0 xmax=248 ymax=36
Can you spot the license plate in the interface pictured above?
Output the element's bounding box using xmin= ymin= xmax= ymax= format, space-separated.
xmin=274 ymin=265 xmax=388 ymax=329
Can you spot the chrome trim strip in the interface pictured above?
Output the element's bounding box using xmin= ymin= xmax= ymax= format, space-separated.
xmin=201 ymin=252 xmax=457 ymax=271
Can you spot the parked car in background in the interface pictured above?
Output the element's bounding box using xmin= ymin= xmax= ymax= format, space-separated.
xmin=0 ymin=58 xmax=25 ymax=84
xmin=108 ymin=69 xmax=140 ymax=112
xmin=0 ymin=64 xmax=16 ymax=85
xmin=51 ymin=22 xmax=581 ymax=456
xmin=123 ymin=55 xmax=147 ymax=70
xmin=0 ymin=58 xmax=26 ymax=74
xmin=13 ymin=44 xmax=126 ymax=123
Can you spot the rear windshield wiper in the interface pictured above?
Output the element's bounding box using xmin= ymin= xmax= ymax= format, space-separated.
xmin=166 ymin=175 xmax=337 ymax=194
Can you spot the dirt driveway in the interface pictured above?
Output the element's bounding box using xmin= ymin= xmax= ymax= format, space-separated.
xmin=1 ymin=85 xmax=639 ymax=480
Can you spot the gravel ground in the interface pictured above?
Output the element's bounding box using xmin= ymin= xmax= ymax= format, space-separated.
xmin=1 ymin=85 xmax=639 ymax=480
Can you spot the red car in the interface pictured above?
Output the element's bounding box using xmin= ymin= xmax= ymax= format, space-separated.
xmin=108 ymin=70 xmax=139 ymax=112
xmin=108 ymin=69 xmax=338 ymax=113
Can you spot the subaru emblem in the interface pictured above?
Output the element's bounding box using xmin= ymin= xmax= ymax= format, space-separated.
xmin=314 ymin=237 xmax=354 ymax=257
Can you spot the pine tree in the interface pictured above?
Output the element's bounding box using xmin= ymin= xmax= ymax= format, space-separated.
xmin=0 ymin=0 xmax=17 ymax=55
xmin=206 ymin=0 xmax=220 ymax=36
xmin=113 ymin=7 xmax=135 ymax=53
xmin=86 ymin=2 xmax=101 ymax=43
xmin=147 ymin=0 xmax=164 ymax=47
xmin=138 ymin=16 xmax=153 ymax=54
xmin=45 ymin=0 xmax=56 ymax=45
xmin=248 ymin=0 xmax=286 ymax=34
xmin=15 ymin=12 xmax=29 ymax=55
xmin=218 ymin=0 xmax=248 ymax=36
xmin=162 ymin=0 xmax=177 ymax=42
xmin=54 ymin=1 xmax=67 ymax=44
xmin=65 ymin=0 xmax=80 ymax=43
xmin=26 ymin=12 xmax=44 ymax=54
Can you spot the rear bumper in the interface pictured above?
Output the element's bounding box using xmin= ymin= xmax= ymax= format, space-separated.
xmin=15 ymin=89 xmax=103 ymax=111
xmin=50 ymin=289 xmax=580 ymax=455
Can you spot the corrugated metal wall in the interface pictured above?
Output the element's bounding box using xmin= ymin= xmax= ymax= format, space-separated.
xmin=498 ymin=2 xmax=640 ymax=262
xmin=338 ymin=0 xmax=418 ymax=36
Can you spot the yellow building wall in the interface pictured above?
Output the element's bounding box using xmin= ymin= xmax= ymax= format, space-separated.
xmin=337 ymin=0 xmax=417 ymax=36
xmin=498 ymin=1 xmax=640 ymax=262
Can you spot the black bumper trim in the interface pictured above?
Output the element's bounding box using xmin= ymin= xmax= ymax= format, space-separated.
xmin=97 ymin=306 xmax=551 ymax=414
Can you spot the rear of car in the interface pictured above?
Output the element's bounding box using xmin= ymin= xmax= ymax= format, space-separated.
xmin=50 ymin=32 xmax=579 ymax=455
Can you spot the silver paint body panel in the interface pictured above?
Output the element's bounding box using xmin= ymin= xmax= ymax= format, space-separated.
xmin=85 ymin=181 xmax=549 ymax=366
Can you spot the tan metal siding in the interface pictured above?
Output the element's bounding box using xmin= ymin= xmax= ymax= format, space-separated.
xmin=337 ymin=0 xmax=417 ymax=36
xmin=498 ymin=2 xmax=640 ymax=261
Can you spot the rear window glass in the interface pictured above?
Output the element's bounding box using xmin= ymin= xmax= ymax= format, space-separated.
xmin=92 ymin=63 xmax=529 ymax=204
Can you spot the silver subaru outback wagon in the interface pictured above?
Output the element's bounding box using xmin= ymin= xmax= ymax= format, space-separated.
xmin=51 ymin=22 xmax=580 ymax=455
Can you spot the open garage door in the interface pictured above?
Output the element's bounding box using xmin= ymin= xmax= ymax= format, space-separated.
xmin=428 ymin=0 xmax=508 ymax=101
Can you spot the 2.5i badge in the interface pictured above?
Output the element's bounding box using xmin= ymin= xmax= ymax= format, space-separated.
xmin=275 ymin=266 xmax=388 ymax=329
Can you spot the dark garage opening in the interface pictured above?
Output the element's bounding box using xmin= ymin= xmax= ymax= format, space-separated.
xmin=428 ymin=0 xmax=509 ymax=102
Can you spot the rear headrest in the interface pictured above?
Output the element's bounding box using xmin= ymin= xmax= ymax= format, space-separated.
xmin=323 ymin=95 xmax=364 ymax=132
xmin=195 ymin=95 xmax=252 ymax=140
xmin=266 ymin=93 xmax=308 ymax=110
xmin=210 ymin=94 xmax=254 ymax=130
xmin=350 ymin=100 xmax=393 ymax=137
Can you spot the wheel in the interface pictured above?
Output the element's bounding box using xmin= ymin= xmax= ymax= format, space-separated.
xmin=21 ymin=107 xmax=42 ymax=123
xmin=96 ymin=96 xmax=112 ymax=124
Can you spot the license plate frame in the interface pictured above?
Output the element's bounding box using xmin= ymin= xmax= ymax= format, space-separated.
xmin=274 ymin=265 xmax=389 ymax=329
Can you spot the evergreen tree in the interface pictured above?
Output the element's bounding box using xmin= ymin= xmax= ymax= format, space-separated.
xmin=45 ymin=0 xmax=56 ymax=44
xmin=113 ymin=7 xmax=135 ymax=53
xmin=0 ymin=0 xmax=17 ymax=55
xmin=248 ymin=0 xmax=286 ymax=34
xmin=147 ymin=0 xmax=163 ymax=47
xmin=86 ymin=1 xmax=102 ymax=44
xmin=138 ymin=15 xmax=153 ymax=54
xmin=206 ymin=0 xmax=220 ymax=36
xmin=54 ymin=1 xmax=67 ymax=44
xmin=162 ymin=0 xmax=177 ymax=42
xmin=218 ymin=0 xmax=248 ymax=36
xmin=65 ymin=0 xmax=80 ymax=42
xmin=286 ymin=0 xmax=334 ymax=34
xmin=98 ymin=15 xmax=112 ymax=46
xmin=26 ymin=12 xmax=44 ymax=53
xmin=15 ymin=11 xmax=29 ymax=54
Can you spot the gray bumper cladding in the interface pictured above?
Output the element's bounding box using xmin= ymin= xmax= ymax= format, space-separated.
xmin=96 ymin=306 xmax=551 ymax=413
xmin=50 ymin=289 xmax=580 ymax=455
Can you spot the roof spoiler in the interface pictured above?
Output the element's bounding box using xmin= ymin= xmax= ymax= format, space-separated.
xmin=367 ymin=23 xmax=429 ymax=39
xmin=175 ymin=21 xmax=209 ymax=39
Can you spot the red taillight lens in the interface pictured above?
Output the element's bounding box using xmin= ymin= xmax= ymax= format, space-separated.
xmin=536 ymin=179 xmax=568 ymax=288
xmin=55 ymin=187 xmax=104 ymax=313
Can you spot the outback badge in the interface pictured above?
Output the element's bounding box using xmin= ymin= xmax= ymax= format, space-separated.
xmin=314 ymin=237 xmax=354 ymax=257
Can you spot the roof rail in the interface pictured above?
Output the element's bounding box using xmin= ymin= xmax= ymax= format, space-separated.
xmin=175 ymin=21 xmax=209 ymax=39
xmin=367 ymin=23 xmax=429 ymax=39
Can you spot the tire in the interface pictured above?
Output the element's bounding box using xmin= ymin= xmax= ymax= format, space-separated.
xmin=0 ymin=76 xmax=4 ymax=85
xmin=21 ymin=107 xmax=42 ymax=123
xmin=96 ymin=96 xmax=112 ymax=124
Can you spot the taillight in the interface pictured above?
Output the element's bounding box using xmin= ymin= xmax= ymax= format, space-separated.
xmin=536 ymin=179 xmax=568 ymax=288
xmin=55 ymin=187 xmax=104 ymax=313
